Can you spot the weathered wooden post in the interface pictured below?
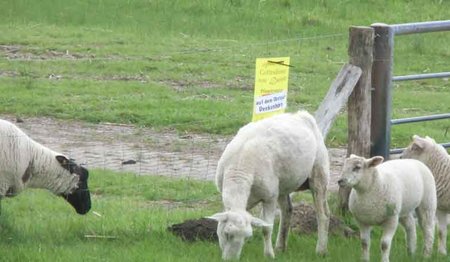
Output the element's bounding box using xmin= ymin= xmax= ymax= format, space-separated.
xmin=338 ymin=26 xmax=374 ymax=214
xmin=370 ymin=23 xmax=394 ymax=159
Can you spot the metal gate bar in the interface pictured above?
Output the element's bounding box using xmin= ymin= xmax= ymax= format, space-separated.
xmin=391 ymin=113 xmax=450 ymax=125
xmin=390 ymin=142 xmax=450 ymax=155
xmin=393 ymin=72 xmax=450 ymax=81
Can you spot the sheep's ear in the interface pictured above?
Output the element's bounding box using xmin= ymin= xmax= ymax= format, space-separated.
xmin=250 ymin=217 xmax=272 ymax=228
xmin=349 ymin=154 xmax=358 ymax=158
xmin=207 ymin=212 xmax=228 ymax=222
xmin=56 ymin=155 xmax=70 ymax=166
xmin=412 ymin=136 xmax=427 ymax=149
xmin=367 ymin=156 xmax=384 ymax=167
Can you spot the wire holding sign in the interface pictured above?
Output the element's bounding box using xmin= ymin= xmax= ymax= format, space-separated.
xmin=252 ymin=57 xmax=290 ymax=122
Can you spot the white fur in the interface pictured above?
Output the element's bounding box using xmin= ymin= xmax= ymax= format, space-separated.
xmin=339 ymin=155 xmax=436 ymax=262
xmin=209 ymin=111 xmax=330 ymax=260
xmin=401 ymin=135 xmax=450 ymax=255
xmin=0 ymin=119 xmax=79 ymax=197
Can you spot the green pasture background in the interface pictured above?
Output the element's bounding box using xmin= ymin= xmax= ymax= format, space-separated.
xmin=0 ymin=0 xmax=449 ymax=261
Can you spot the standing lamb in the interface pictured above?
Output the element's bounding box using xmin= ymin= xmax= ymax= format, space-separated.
xmin=338 ymin=154 xmax=436 ymax=262
xmin=208 ymin=111 xmax=330 ymax=260
xmin=0 ymin=119 xmax=91 ymax=214
xmin=401 ymin=135 xmax=450 ymax=255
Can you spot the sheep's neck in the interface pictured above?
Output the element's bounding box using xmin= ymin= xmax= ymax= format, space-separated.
xmin=353 ymin=170 xmax=380 ymax=194
xmin=222 ymin=171 xmax=253 ymax=211
xmin=425 ymin=147 xmax=449 ymax=185
xmin=27 ymin=144 xmax=76 ymax=194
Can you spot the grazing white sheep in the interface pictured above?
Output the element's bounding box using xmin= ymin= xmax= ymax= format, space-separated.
xmin=0 ymin=119 xmax=91 ymax=214
xmin=208 ymin=111 xmax=330 ymax=260
xmin=401 ymin=135 xmax=450 ymax=255
xmin=338 ymin=154 xmax=436 ymax=262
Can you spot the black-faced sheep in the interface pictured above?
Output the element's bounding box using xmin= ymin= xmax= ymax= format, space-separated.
xmin=208 ymin=111 xmax=330 ymax=260
xmin=0 ymin=119 xmax=91 ymax=214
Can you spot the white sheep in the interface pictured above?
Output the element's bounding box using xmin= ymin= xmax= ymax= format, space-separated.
xmin=401 ymin=135 xmax=450 ymax=255
xmin=0 ymin=119 xmax=91 ymax=214
xmin=208 ymin=111 xmax=330 ymax=260
xmin=338 ymin=154 xmax=436 ymax=262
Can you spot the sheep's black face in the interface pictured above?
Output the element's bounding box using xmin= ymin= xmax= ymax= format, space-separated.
xmin=57 ymin=156 xmax=92 ymax=215
xmin=66 ymin=165 xmax=91 ymax=215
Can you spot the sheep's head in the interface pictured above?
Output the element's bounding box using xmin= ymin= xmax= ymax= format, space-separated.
xmin=208 ymin=211 xmax=271 ymax=260
xmin=338 ymin=154 xmax=384 ymax=188
xmin=56 ymin=155 xmax=91 ymax=215
xmin=400 ymin=135 xmax=434 ymax=161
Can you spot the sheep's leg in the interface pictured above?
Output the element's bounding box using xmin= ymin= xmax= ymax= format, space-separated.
xmin=399 ymin=214 xmax=416 ymax=256
xmin=310 ymin=164 xmax=330 ymax=256
xmin=261 ymin=200 xmax=277 ymax=258
xmin=436 ymin=209 xmax=448 ymax=255
xmin=275 ymin=194 xmax=292 ymax=252
xmin=380 ymin=217 xmax=399 ymax=262
xmin=360 ymin=224 xmax=371 ymax=261
xmin=417 ymin=206 xmax=435 ymax=257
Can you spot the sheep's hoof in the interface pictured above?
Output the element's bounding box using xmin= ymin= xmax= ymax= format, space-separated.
xmin=264 ymin=249 xmax=275 ymax=258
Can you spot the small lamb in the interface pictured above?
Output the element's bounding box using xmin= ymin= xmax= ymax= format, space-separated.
xmin=401 ymin=135 xmax=450 ymax=255
xmin=338 ymin=154 xmax=436 ymax=262
xmin=0 ymin=119 xmax=91 ymax=214
xmin=209 ymin=111 xmax=330 ymax=260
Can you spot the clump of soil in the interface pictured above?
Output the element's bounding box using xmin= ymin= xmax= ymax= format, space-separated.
xmin=168 ymin=218 xmax=218 ymax=242
xmin=290 ymin=202 xmax=356 ymax=237
xmin=168 ymin=202 xmax=356 ymax=242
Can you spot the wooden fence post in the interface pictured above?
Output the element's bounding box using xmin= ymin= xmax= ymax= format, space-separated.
xmin=338 ymin=26 xmax=374 ymax=214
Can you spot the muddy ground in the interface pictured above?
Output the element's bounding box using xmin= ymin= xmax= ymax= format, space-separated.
xmin=1 ymin=115 xmax=346 ymax=191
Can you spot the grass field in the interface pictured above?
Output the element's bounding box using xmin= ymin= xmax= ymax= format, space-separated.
xmin=0 ymin=0 xmax=449 ymax=261
xmin=1 ymin=170 xmax=449 ymax=262
xmin=0 ymin=0 xmax=449 ymax=147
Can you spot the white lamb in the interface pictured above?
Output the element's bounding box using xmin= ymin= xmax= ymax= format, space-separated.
xmin=338 ymin=154 xmax=436 ymax=262
xmin=0 ymin=119 xmax=91 ymax=214
xmin=401 ymin=135 xmax=450 ymax=255
xmin=208 ymin=111 xmax=330 ymax=260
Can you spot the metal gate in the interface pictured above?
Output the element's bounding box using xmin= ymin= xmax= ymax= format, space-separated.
xmin=370 ymin=20 xmax=450 ymax=158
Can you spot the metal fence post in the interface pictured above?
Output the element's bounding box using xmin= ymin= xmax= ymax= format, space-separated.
xmin=370 ymin=24 xmax=394 ymax=159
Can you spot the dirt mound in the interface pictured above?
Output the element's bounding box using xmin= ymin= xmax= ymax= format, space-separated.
xmin=168 ymin=203 xmax=356 ymax=242
xmin=168 ymin=218 xmax=218 ymax=242
xmin=290 ymin=202 xmax=356 ymax=237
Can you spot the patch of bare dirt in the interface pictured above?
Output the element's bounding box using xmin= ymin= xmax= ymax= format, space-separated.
xmin=0 ymin=115 xmax=346 ymax=189
xmin=168 ymin=202 xmax=355 ymax=242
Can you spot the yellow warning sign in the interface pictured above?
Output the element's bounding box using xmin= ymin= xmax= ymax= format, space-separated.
xmin=252 ymin=57 xmax=290 ymax=122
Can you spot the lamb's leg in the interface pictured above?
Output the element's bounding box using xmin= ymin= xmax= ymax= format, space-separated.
xmin=380 ymin=217 xmax=399 ymax=262
xmin=399 ymin=213 xmax=417 ymax=256
xmin=436 ymin=209 xmax=448 ymax=255
xmin=417 ymin=206 xmax=436 ymax=257
xmin=261 ymin=200 xmax=277 ymax=258
xmin=275 ymin=194 xmax=292 ymax=252
xmin=310 ymin=164 xmax=330 ymax=256
xmin=360 ymin=224 xmax=371 ymax=261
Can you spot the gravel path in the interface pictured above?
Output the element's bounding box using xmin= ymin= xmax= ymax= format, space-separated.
xmin=1 ymin=116 xmax=346 ymax=191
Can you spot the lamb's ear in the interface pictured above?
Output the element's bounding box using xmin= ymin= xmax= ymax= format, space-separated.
xmin=367 ymin=156 xmax=384 ymax=167
xmin=56 ymin=155 xmax=70 ymax=166
xmin=412 ymin=135 xmax=426 ymax=149
xmin=250 ymin=217 xmax=272 ymax=228
xmin=207 ymin=212 xmax=228 ymax=222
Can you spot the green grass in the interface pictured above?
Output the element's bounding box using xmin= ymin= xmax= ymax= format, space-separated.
xmin=0 ymin=1 xmax=449 ymax=259
xmin=0 ymin=0 xmax=449 ymax=147
xmin=0 ymin=170 xmax=449 ymax=261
